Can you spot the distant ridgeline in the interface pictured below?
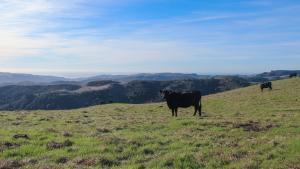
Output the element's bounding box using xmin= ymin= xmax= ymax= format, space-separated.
xmin=237 ymin=70 xmax=300 ymax=83
xmin=0 ymin=77 xmax=249 ymax=110
xmin=255 ymin=70 xmax=300 ymax=81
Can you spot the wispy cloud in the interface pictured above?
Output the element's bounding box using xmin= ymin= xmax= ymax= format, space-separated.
xmin=0 ymin=0 xmax=299 ymax=75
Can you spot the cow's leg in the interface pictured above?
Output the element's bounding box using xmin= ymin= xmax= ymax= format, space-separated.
xmin=193 ymin=105 xmax=198 ymax=116
xmin=171 ymin=109 xmax=174 ymax=116
xmin=199 ymin=102 xmax=202 ymax=116
xmin=175 ymin=108 xmax=178 ymax=117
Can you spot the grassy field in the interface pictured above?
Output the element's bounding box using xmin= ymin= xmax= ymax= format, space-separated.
xmin=1 ymin=78 xmax=300 ymax=169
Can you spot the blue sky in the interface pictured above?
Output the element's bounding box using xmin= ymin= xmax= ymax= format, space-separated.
xmin=0 ymin=0 xmax=299 ymax=77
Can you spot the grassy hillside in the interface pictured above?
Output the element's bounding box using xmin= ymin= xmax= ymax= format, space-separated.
xmin=0 ymin=78 xmax=299 ymax=169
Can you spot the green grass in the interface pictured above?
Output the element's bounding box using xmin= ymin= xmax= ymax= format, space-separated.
xmin=1 ymin=78 xmax=300 ymax=169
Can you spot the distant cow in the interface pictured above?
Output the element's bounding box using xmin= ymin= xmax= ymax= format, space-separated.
xmin=260 ymin=82 xmax=272 ymax=92
xmin=160 ymin=90 xmax=202 ymax=117
xmin=289 ymin=73 xmax=297 ymax=78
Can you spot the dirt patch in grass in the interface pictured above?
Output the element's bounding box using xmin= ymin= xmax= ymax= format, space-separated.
xmin=96 ymin=128 xmax=112 ymax=133
xmin=46 ymin=140 xmax=73 ymax=150
xmin=12 ymin=134 xmax=29 ymax=139
xmin=0 ymin=142 xmax=20 ymax=152
xmin=0 ymin=160 xmax=23 ymax=169
xmin=63 ymin=131 xmax=73 ymax=137
xmin=23 ymin=159 xmax=38 ymax=165
xmin=233 ymin=121 xmax=279 ymax=132
xmin=63 ymin=139 xmax=73 ymax=146
xmin=75 ymin=158 xmax=97 ymax=167
xmin=47 ymin=141 xmax=64 ymax=149
xmin=115 ymin=126 xmax=127 ymax=130
xmin=232 ymin=151 xmax=248 ymax=160
xmin=164 ymin=159 xmax=174 ymax=167
xmin=56 ymin=157 xmax=69 ymax=164
xmin=103 ymin=136 xmax=127 ymax=145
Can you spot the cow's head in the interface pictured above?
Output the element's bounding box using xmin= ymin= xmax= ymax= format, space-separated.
xmin=160 ymin=90 xmax=171 ymax=99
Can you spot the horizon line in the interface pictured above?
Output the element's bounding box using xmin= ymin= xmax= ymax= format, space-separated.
xmin=0 ymin=70 xmax=298 ymax=79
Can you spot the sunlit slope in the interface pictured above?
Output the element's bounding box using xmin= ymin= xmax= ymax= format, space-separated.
xmin=205 ymin=77 xmax=300 ymax=117
xmin=0 ymin=78 xmax=299 ymax=169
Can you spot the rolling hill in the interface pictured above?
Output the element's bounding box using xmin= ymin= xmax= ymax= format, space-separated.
xmin=0 ymin=78 xmax=299 ymax=168
xmin=83 ymin=73 xmax=210 ymax=82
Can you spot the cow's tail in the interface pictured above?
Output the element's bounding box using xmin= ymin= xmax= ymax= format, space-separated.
xmin=199 ymin=93 xmax=202 ymax=116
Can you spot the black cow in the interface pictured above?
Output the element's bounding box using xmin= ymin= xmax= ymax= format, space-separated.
xmin=160 ymin=90 xmax=202 ymax=117
xmin=289 ymin=73 xmax=297 ymax=78
xmin=260 ymin=82 xmax=272 ymax=92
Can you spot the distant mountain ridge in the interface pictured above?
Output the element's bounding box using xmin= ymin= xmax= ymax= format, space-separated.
xmin=0 ymin=76 xmax=249 ymax=110
xmin=0 ymin=72 xmax=67 ymax=86
xmin=0 ymin=72 xmax=211 ymax=86
xmin=0 ymin=70 xmax=298 ymax=86
xmin=258 ymin=70 xmax=300 ymax=77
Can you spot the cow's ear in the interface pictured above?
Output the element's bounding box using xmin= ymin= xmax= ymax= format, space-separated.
xmin=159 ymin=90 xmax=163 ymax=93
